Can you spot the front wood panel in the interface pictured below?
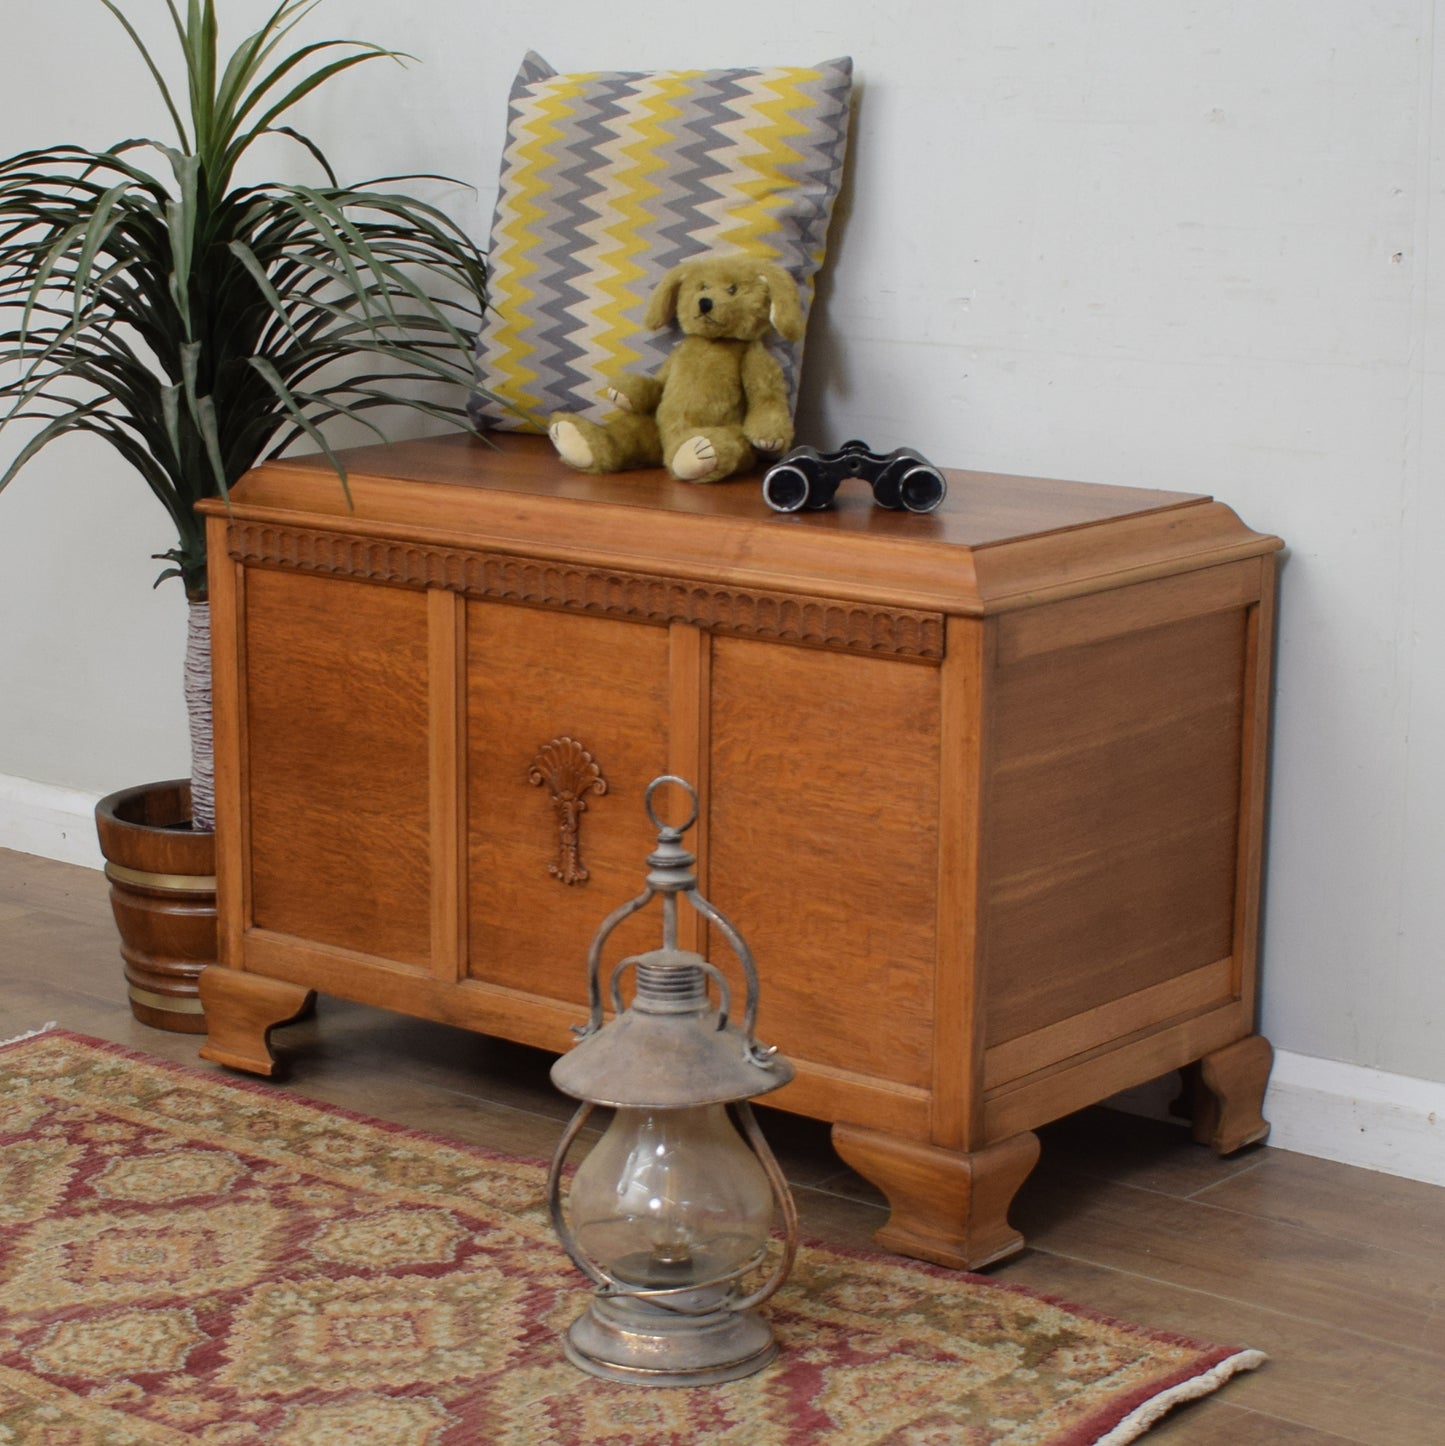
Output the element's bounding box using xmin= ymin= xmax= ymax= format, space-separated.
xmin=243 ymin=569 xmax=430 ymax=963
xmin=466 ymin=602 xmax=670 ymax=1002
xmin=706 ymin=638 xmax=941 ymax=1090
xmin=983 ymin=608 xmax=1248 ymax=1047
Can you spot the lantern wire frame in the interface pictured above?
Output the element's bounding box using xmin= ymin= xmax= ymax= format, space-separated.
xmin=545 ymin=776 xmax=801 ymax=1381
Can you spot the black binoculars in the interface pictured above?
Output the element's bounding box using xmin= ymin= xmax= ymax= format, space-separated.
xmin=761 ymin=440 xmax=947 ymax=514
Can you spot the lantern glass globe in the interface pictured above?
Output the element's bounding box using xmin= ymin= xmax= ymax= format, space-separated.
xmin=569 ymin=1105 xmax=775 ymax=1289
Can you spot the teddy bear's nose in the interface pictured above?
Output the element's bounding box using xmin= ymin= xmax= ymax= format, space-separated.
xmin=698 ymin=296 xmax=714 ymax=314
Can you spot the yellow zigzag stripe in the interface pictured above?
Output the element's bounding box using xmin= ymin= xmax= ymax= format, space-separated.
xmin=569 ymin=77 xmax=690 ymax=399
xmin=715 ymin=70 xmax=817 ymax=268
xmin=484 ymin=77 xmax=594 ymax=417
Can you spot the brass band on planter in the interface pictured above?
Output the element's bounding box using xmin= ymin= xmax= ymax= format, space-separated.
xmin=104 ymin=861 xmax=218 ymax=894
xmin=127 ymin=985 xmax=207 ymax=1015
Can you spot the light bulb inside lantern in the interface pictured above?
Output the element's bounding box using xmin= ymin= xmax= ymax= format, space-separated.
xmin=568 ymin=1105 xmax=775 ymax=1290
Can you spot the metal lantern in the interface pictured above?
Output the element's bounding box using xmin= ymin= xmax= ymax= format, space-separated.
xmin=546 ymin=775 xmax=799 ymax=1387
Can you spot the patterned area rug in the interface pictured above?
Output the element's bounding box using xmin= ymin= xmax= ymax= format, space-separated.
xmin=0 ymin=1030 xmax=1263 ymax=1445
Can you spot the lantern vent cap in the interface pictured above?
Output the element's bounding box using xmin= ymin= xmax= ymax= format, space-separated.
xmin=551 ymin=1008 xmax=793 ymax=1109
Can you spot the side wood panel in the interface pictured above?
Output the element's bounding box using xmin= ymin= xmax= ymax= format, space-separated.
xmin=706 ymin=637 xmax=942 ymax=1097
xmin=994 ymin=560 xmax=1263 ymax=664
xmin=1233 ymin=565 xmax=1278 ymax=1013
xmin=243 ymin=568 xmax=431 ymax=964
xmin=983 ymin=606 xmax=1248 ymax=1048
xmin=983 ymin=956 xmax=1235 ymax=1089
xmin=466 ymin=601 xmax=671 ymax=1003
xmin=984 ymin=1000 xmax=1253 ymax=1140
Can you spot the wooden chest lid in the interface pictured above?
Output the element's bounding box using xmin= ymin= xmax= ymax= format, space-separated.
xmin=207 ymin=431 xmax=1281 ymax=615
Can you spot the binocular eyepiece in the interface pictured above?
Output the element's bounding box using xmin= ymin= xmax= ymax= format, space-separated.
xmin=762 ymin=440 xmax=947 ymax=514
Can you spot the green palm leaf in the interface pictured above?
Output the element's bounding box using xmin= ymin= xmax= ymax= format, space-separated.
xmin=0 ymin=0 xmax=492 ymax=597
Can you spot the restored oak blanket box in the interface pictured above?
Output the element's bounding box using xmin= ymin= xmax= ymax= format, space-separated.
xmin=197 ymin=432 xmax=1282 ymax=1269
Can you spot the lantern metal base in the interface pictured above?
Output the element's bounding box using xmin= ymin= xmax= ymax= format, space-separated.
xmin=563 ymin=1293 xmax=778 ymax=1387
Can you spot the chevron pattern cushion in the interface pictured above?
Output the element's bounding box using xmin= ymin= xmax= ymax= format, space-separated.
xmin=470 ymin=52 xmax=853 ymax=434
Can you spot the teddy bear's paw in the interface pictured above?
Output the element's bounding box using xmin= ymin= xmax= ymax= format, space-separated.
xmin=748 ymin=436 xmax=785 ymax=454
xmin=670 ymin=435 xmax=720 ymax=482
xmin=604 ymin=386 xmax=634 ymax=414
xmin=549 ymin=419 xmax=595 ymax=470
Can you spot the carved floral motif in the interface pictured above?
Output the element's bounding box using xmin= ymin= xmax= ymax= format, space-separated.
xmin=528 ymin=739 xmax=608 ymax=885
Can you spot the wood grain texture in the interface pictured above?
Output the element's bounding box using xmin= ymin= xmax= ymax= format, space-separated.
xmin=984 ymin=957 xmax=1235 ymax=1089
xmin=984 ymin=1000 xmax=1252 ymax=1140
xmin=196 ymin=966 xmax=314 ymax=1075
xmin=1192 ymin=1142 xmax=1445 ymax=1265
xmin=932 ymin=616 xmax=990 ymax=1150
xmin=243 ymin=569 xmax=431 ymax=964
xmin=832 ymin=1123 xmax=1041 ymax=1269
xmin=1013 ymin=1167 xmax=1445 ymax=1360
xmin=999 ymin=1246 xmax=1444 ymax=1446
xmin=970 ymin=502 xmax=1277 ymax=612
xmin=1232 ymin=563 xmax=1278 ymax=1009
xmin=1146 ymin=1404 xmax=1370 ymax=1446
xmin=227 ymin=926 xmax=935 ymax=1135
xmin=94 ymin=781 xmax=215 ymax=1033
xmin=428 ymin=589 xmax=467 ymax=983
xmin=206 ymin=518 xmax=245 ymax=970
xmin=1193 ymin=1033 xmax=1274 ymax=1153
xmin=667 ymin=623 xmax=711 ymax=956
xmin=995 ymin=560 xmax=1264 ymax=664
xmin=705 ymin=636 xmax=941 ymax=1096
xmin=200 ymin=431 xmax=1281 ymax=616
xmin=984 ymin=607 xmax=1248 ymax=1049
xmin=241 ymin=928 xmax=586 ymax=1055
xmin=465 ymin=600 xmax=670 ymax=1004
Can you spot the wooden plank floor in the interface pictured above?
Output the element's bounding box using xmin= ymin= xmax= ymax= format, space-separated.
xmin=1 ymin=846 xmax=1440 ymax=1444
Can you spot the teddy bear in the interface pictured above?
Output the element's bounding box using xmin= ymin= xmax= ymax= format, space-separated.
xmin=547 ymin=253 xmax=806 ymax=483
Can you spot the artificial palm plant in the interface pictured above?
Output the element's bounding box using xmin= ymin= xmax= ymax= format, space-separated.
xmin=0 ymin=0 xmax=489 ymax=831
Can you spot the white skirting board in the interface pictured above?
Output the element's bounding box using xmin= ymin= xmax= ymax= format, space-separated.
xmin=1108 ymin=1056 xmax=1444 ymax=1186
xmin=2 ymin=771 xmax=1442 ymax=1187
xmin=0 ymin=773 xmax=104 ymax=870
xmin=1264 ymin=1050 xmax=1445 ymax=1188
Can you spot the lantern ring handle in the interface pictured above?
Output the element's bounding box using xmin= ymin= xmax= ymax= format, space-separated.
xmin=645 ymin=774 xmax=699 ymax=836
xmin=608 ymin=955 xmax=733 ymax=1032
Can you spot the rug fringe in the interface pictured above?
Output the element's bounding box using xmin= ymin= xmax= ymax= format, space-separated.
xmin=0 ymin=1021 xmax=58 ymax=1048
xmin=1094 ymin=1349 xmax=1268 ymax=1445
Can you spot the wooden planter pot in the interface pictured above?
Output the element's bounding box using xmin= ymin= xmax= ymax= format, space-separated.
xmin=94 ymin=780 xmax=216 ymax=1033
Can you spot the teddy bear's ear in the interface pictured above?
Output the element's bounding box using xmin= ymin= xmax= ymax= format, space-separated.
xmin=759 ymin=262 xmax=806 ymax=342
xmin=645 ymin=266 xmax=687 ymax=330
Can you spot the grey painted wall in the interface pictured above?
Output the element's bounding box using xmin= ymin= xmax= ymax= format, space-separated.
xmin=1 ymin=1 xmax=1441 ymax=1084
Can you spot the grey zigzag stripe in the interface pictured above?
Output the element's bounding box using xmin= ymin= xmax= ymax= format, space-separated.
xmin=472 ymin=56 xmax=853 ymax=432
xmin=516 ymin=50 xmax=554 ymax=85
xmin=651 ymin=69 xmax=757 ymax=266
xmin=523 ymin=83 xmax=630 ymax=408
